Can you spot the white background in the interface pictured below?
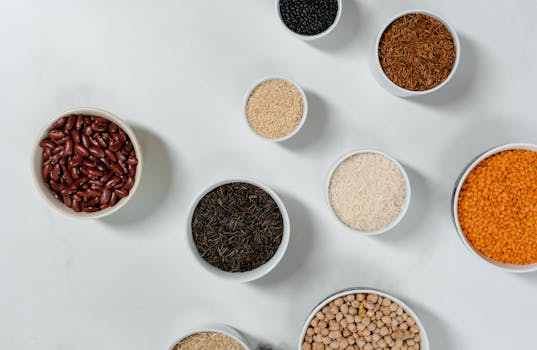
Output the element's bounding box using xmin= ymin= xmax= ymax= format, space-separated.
xmin=1 ymin=0 xmax=537 ymax=349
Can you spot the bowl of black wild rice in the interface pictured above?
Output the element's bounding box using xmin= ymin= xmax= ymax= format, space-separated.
xmin=186 ymin=178 xmax=290 ymax=282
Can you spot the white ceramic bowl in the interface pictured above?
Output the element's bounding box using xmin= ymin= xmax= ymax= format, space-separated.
xmin=299 ymin=287 xmax=430 ymax=350
xmin=243 ymin=76 xmax=308 ymax=142
xmin=275 ymin=0 xmax=342 ymax=41
xmin=371 ymin=9 xmax=461 ymax=97
xmin=452 ymin=143 xmax=537 ymax=273
xmin=186 ymin=178 xmax=290 ymax=282
xmin=168 ymin=324 xmax=252 ymax=350
xmin=326 ymin=150 xmax=411 ymax=236
xmin=31 ymin=107 xmax=143 ymax=219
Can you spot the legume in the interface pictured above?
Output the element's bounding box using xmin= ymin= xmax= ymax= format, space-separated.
xmin=458 ymin=149 xmax=537 ymax=265
xmin=302 ymin=293 xmax=422 ymax=350
xmin=279 ymin=0 xmax=339 ymax=36
xmin=39 ymin=114 xmax=138 ymax=213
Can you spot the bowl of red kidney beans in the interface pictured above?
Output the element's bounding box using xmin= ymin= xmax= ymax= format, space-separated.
xmin=32 ymin=107 xmax=143 ymax=218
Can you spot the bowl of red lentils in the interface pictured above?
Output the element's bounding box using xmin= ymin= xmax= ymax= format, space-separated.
xmin=299 ymin=288 xmax=429 ymax=350
xmin=452 ymin=143 xmax=537 ymax=273
xmin=31 ymin=107 xmax=143 ymax=219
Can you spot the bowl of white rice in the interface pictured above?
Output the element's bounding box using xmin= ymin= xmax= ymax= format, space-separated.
xmin=326 ymin=150 xmax=411 ymax=235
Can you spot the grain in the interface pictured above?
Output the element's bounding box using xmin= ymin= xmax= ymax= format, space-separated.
xmin=457 ymin=149 xmax=537 ymax=265
xmin=174 ymin=332 xmax=244 ymax=350
xmin=329 ymin=153 xmax=407 ymax=232
xmin=246 ymin=79 xmax=303 ymax=139
xmin=192 ymin=182 xmax=284 ymax=272
xmin=378 ymin=13 xmax=456 ymax=91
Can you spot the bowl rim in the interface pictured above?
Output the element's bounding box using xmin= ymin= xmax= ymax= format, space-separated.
xmin=374 ymin=8 xmax=461 ymax=96
xmin=326 ymin=149 xmax=411 ymax=236
xmin=186 ymin=177 xmax=291 ymax=282
xmin=298 ymin=287 xmax=430 ymax=350
xmin=451 ymin=142 xmax=537 ymax=273
xmin=31 ymin=107 xmax=143 ymax=219
xmin=167 ymin=324 xmax=252 ymax=350
xmin=243 ymin=75 xmax=308 ymax=143
xmin=275 ymin=0 xmax=343 ymax=41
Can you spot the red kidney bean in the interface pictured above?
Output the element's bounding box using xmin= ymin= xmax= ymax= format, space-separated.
xmin=65 ymin=115 xmax=76 ymax=130
xmin=54 ymin=118 xmax=66 ymax=128
xmin=86 ymin=188 xmax=101 ymax=197
xmin=84 ymin=116 xmax=92 ymax=125
xmin=64 ymin=139 xmax=74 ymax=156
xmin=104 ymin=149 xmax=117 ymax=162
xmin=89 ymin=179 xmax=103 ymax=187
xmin=87 ymin=168 xmax=103 ymax=177
xmin=42 ymin=148 xmax=52 ymax=160
xmin=108 ymin=123 xmax=118 ymax=133
xmin=110 ymin=164 xmax=123 ymax=176
xmin=109 ymin=192 xmax=118 ymax=206
xmin=63 ymin=196 xmax=72 ymax=208
xmin=105 ymin=176 xmax=121 ymax=188
xmin=100 ymin=188 xmax=111 ymax=204
xmin=74 ymin=144 xmax=89 ymax=157
xmin=82 ymin=159 xmax=96 ymax=168
xmin=116 ymin=151 xmax=126 ymax=162
xmin=114 ymin=188 xmax=129 ymax=198
xmin=87 ymin=197 xmax=100 ymax=206
xmin=42 ymin=163 xmax=51 ymax=180
xmin=89 ymin=147 xmax=104 ymax=158
xmin=128 ymin=164 xmax=136 ymax=177
xmin=89 ymin=136 xmax=100 ymax=148
xmin=40 ymin=140 xmax=56 ymax=149
xmin=118 ymin=130 xmax=127 ymax=142
xmin=76 ymin=115 xmax=84 ymax=129
xmin=83 ymin=206 xmax=99 ymax=213
xmin=51 ymin=153 xmax=62 ymax=164
xmin=72 ymin=199 xmax=81 ymax=212
xmin=84 ymin=125 xmax=93 ymax=136
xmin=48 ymin=129 xmax=65 ymax=139
xmin=81 ymin=134 xmax=90 ymax=148
xmin=71 ymin=129 xmax=81 ymax=144
xmin=95 ymin=133 xmax=107 ymax=148
xmin=109 ymin=141 xmax=122 ymax=152
xmin=99 ymin=157 xmax=110 ymax=168
xmin=123 ymin=176 xmax=134 ymax=190
xmin=127 ymin=156 xmax=138 ymax=165
xmin=92 ymin=122 xmax=108 ymax=132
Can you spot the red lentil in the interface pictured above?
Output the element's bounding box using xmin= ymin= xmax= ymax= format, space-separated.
xmin=458 ymin=149 xmax=537 ymax=265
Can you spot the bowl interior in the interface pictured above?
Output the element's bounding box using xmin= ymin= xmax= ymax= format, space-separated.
xmin=187 ymin=178 xmax=290 ymax=282
xmin=299 ymin=288 xmax=430 ymax=350
xmin=243 ymin=76 xmax=308 ymax=142
xmin=375 ymin=9 xmax=461 ymax=96
xmin=326 ymin=150 xmax=411 ymax=235
xmin=32 ymin=107 xmax=143 ymax=219
xmin=275 ymin=0 xmax=343 ymax=41
xmin=452 ymin=143 xmax=537 ymax=272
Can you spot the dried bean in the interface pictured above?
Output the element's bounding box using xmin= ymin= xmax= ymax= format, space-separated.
xmin=39 ymin=114 xmax=137 ymax=213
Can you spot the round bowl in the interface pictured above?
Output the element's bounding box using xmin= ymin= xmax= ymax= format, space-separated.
xmin=31 ymin=107 xmax=143 ymax=219
xmin=326 ymin=150 xmax=411 ymax=236
xmin=186 ymin=178 xmax=291 ymax=282
xmin=299 ymin=287 xmax=430 ymax=350
xmin=168 ymin=324 xmax=252 ymax=350
xmin=452 ymin=143 xmax=537 ymax=273
xmin=371 ymin=9 xmax=461 ymax=97
xmin=275 ymin=0 xmax=342 ymax=41
xmin=243 ymin=76 xmax=308 ymax=142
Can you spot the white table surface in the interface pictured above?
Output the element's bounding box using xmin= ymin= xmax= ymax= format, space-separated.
xmin=2 ymin=0 xmax=537 ymax=348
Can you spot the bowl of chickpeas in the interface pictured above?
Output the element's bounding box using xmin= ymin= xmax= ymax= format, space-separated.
xmin=299 ymin=288 xmax=429 ymax=350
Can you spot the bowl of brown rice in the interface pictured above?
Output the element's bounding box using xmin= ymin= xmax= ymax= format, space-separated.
xmin=168 ymin=324 xmax=252 ymax=350
xmin=243 ymin=76 xmax=308 ymax=142
xmin=326 ymin=150 xmax=411 ymax=235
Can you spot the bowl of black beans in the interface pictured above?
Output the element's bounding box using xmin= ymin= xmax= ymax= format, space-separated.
xmin=276 ymin=0 xmax=342 ymax=40
xmin=186 ymin=178 xmax=290 ymax=282
xmin=32 ymin=107 xmax=143 ymax=219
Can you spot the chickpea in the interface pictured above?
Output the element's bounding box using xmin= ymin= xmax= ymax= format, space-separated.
xmin=307 ymin=328 xmax=315 ymax=336
xmin=329 ymin=341 xmax=338 ymax=350
xmin=321 ymin=329 xmax=330 ymax=337
xmin=303 ymin=342 xmax=312 ymax=350
xmin=364 ymin=343 xmax=374 ymax=350
xmin=312 ymin=343 xmax=324 ymax=350
xmin=342 ymin=329 xmax=351 ymax=338
xmin=317 ymin=312 xmax=326 ymax=320
xmin=334 ymin=298 xmax=344 ymax=307
xmin=349 ymin=307 xmax=357 ymax=315
xmin=336 ymin=313 xmax=344 ymax=322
